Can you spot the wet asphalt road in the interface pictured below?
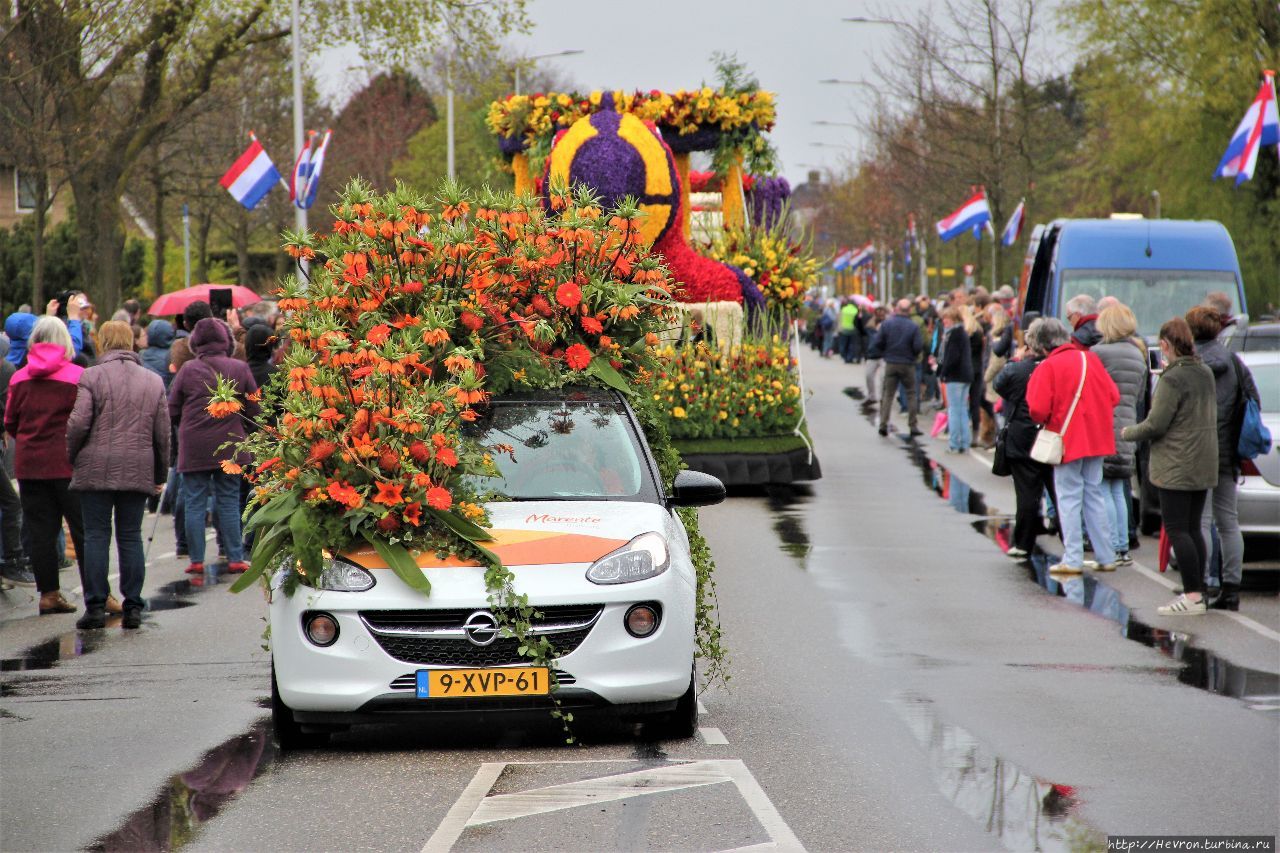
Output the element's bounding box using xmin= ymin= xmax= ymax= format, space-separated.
xmin=1 ymin=349 xmax=1277 ymax=852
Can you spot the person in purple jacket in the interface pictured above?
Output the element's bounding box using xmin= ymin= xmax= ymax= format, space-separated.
xmin=3 ymin=317 xmax=85 ymax=615
xmin=67 ymin=322 xmax=171 ymax=629
xmin=168 ymin=318 xmax=259 ymax=578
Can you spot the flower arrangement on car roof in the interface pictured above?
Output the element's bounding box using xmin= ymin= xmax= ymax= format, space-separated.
xmin=209 ymin=179 xmax=677 ymax=597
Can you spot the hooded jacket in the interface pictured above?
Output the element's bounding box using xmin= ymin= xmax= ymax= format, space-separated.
xmin=141 ymin=319 xmax=176 ymax=388
xmin=993 ymin=354 xmax=1046 ymax=461
xmin=1093 ymin=338 xmax=1148 ymax=479
xmin=1122 ymin=355 xmax=1218 ymax=490
xmin=1072 ymin=314 xmax=1103 ymax=348
xmin=3 ymin=342 xmax=84 ymax=479
xmin=1196 ymin=335 xmax=1260 ymax=474
xmin=168 ymin=318 xmax=259 ymax=473
xmin=1026 ymin=341 xmax=1119 ymax=463
xmin=67 ymin=350 xmax=171 ymax=494
xmin=4 ymin=313 xmax=36 ymax=366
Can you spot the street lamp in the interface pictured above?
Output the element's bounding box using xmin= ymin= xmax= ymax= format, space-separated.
xmin=514 ymin=49 xmax=585 ymax=96
xmin=842 ymin=16 xmax=904 ymax=26
xmin=818 ymin=78 xmax=881 ymax=91
xmin=812 ymin=120 xmax=860 ymax=128
xmin=810 ymin=141 xmax=851 ymax=149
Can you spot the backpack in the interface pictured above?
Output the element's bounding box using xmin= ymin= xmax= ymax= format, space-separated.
xmin=1230 ymin=355 xmax=1272 ymax=461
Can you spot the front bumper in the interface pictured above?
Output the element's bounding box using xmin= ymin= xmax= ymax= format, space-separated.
xmin=270 ymin=562 xmax=695 ymax=715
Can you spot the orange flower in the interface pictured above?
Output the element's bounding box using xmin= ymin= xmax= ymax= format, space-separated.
xmin=367 ymin=324 xmax=391 ymax=345
xmin=423 ymin=327 xmax=450 ymax=346
xmin=373 ymin=481 xmax=404 ymax=507
xmin=435 ymin=446 xmax=458 ymax=468
xmin=426 ymin=486 xmax=452 ymax=510
xmin=565 ymin=343 xmax=592 ymax=371
xmin=403 ymin=501 xmax=423 ymax=526
xmin=581 ymin=316 xmax=603 ymax=335
xmin=555 ymin=282 xmax=582 ymax=309
xmin=207 ymin=399 xmax=242 ymax=418
xmin=327 ymin=481 xmax=364 ymax=509
xmin=220 ymin=460 xmax=243 ymax=475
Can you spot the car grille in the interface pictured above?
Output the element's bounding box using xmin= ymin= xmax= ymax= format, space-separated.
xmin=362 ymin=605 xmax=602 ymax=667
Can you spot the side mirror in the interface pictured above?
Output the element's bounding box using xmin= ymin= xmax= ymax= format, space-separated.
xmin=669 ymin=470 xmax=726 ymax=508
xmin=1019 ymin=310 xmax=1041 ymax=331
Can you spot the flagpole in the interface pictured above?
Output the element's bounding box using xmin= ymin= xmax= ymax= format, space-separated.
xmin=291 ymin=0 xmax=307 ymax=250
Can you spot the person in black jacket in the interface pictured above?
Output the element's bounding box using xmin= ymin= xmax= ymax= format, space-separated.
xmin=873 ymin=299 xmax=924 ymax=437
xmin=935 ymin=308 xmax=974 ymax=452
xmin=994 ymin=319 xmax=1060 ymax=557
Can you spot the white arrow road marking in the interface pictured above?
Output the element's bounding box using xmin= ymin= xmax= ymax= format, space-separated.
xmin=423 ymin=759 xmax=805 ymax=852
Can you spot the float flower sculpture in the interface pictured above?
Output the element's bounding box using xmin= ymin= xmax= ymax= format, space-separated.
xmin=700 ymin=213 xmax=818 ymax=317
xmin=219 ymin=179 xmax=676 ymax=597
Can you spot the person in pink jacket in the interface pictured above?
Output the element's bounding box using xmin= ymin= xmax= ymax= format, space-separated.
xmin=1026 ymin=317 xmax=1120 ymax=574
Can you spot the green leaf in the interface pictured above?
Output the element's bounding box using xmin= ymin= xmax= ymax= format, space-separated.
xmin=229 ymin=520 xmax=291 ymax=594
xmin=427 ymin=507 xmax=496 ymax=542
xmin=244 ymin=490 xmax=298 ymax=534
xmin=289 ymin=510 xmax=322 ymax=577
xmin=586 ymin=356 xmax=632 ymax=395
xmin=361 ymin=531 xmax=431 ymax=594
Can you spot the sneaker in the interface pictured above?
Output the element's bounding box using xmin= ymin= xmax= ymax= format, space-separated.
xmin=176 ymin=546 xmax=189 ymax=558
xmin=122 ymin=607 xmax=143 ymax=630
xmin=878 ymin=426 xmax=889 ymax=436
xmin=225 ymin=561 xmax=249 ymax=574
xmin=185 ymin=562 xmax=205 ymax=575
xmin=1115 ymin=551 xmax=1134 ymax=567
xmin=1157 ymin=594 xmax=1206 ymax=616
xmin=1005 ymin=546 xmax=1028 ymax=559
xmin=2 ymin=562 xmax=37 ymax=588
xmin=1047 ymin=563 xmax=1083 ymax=575
xmin=76 ymin=609 xmax=107 ymax=630
xmin=1094 ymin=562 xmax=1117 ymax=572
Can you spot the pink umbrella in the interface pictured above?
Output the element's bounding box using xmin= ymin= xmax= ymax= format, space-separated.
xmin=147 ymin=284 xmax=262 ymax=317
xmin=851 ymin=294 xmax=877 ymax=308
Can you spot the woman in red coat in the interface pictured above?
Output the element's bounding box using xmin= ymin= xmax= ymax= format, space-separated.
xmin=1026 ymin=317 xmax=1120 ymax=574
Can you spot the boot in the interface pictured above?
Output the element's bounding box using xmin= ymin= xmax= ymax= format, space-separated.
xmin=38 ymin=591 xmax=76 ymax=615
xmin=76 ymin=608 xmax=107 ymax=630
xmin=122 ymin=607 xmax=143 ymax=630
xmin=978 ymin=410 xmax=997 ymax=449
xmin=1208 ymin=583 xmax=1240 ymax=611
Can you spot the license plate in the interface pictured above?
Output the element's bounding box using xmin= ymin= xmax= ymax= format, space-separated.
xmin=415 ymin=667 xmax=550 ymax=699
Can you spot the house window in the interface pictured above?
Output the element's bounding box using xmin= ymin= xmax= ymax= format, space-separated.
xmin=15 ymin=169 xmax=42 ymax=212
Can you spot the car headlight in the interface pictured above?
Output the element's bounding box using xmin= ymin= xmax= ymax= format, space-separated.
xmin=317 ymin=557 xmax=376 ymax=592
xmin=586 ymin=532 xmax=670 ymax=584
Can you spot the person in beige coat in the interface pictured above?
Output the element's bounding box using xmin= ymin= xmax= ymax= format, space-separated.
xmin=1122 ymin=317 xmax=1217 ymax=616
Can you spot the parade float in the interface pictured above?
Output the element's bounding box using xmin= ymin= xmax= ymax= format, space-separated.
xmin=488 ymin=62 xmax=821 ymax=486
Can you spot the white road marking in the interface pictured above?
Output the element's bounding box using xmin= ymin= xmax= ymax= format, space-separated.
xmin=697 ymin=699 xmax=708 ymax=715
xmin=421 ymin=762 xmax=505 ymax=853
xmin=1127 ymin=560 xmax=1180 ymax=591
xmin=699 ymin=726 xmax=729 ymax=745
xmin=1127 ymin=560 xmax=1280 ymax=642
xmin=157 ymin=551 xmax=175 ymax=561
xmin=423 ymin=759 xmax=805 ymax=852
xmin=1248 ymin=704 xmax=1280 ymax=711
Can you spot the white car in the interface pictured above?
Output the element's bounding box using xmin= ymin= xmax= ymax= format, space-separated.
xmin=269 ymin=388 xmax=725 ymax=747
xmin=1236 ymin=350 xmax=1279 ymax=540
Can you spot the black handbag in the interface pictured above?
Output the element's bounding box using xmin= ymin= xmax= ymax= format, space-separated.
xmin=991 ymin=426 xmax=1012 ymax=477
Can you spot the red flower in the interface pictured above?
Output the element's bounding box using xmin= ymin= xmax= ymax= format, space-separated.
xmin=426 ymin=486 xmax=452 ymax=511
xmin=581 ymin=316 xmax=603 ymax=334
xmin=403 ymin=501 xmax=423 ymax=526
xmin=565 ymin=343 xmax=592 ymax=371
xmin=435 ymin=446 xmax=458 ymax=468
xmin=408 ymin=440 xmax=430 ymax=463
xmin=327 ymin=481 xmax=363 ymax=509
xmin=367 ymin=324 xmax=391 ymax=345
xmin=460 ymin=311 xmax=484 ymax=331
xmin=373 ymin=481 xmax=404 ymax=507
xmin=555 ymin=282 xmax=582 ymax=309
xmin=376 ymin=513 xmax=401 ymax=533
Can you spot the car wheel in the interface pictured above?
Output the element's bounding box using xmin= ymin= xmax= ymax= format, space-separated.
xmin=271 ymin=664 xmax=330 ymax=750
xmin=642 ymin=671 xmax=697 ymax=741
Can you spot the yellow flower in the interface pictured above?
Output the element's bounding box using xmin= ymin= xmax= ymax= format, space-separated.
xmin=589 ymin=90 xmax=602 ymax=106
xmin=673 ymin=406 xmax=687 ymax=419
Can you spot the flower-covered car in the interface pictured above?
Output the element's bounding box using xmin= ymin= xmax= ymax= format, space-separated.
xmin=269 ymin=387 xmax=725 ymax=747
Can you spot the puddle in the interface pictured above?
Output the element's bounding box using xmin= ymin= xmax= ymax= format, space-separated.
xmin=844 ymin=388 xmax=1280 ymax=712
xmin=1 ymin=632 xmax=108 ymax=672
xmin=892 ymin=693 xmax=1104 ymax=852
xmin=766 ymin=484 xmax=812 ymax=564
xmin=86 ymin=723 xmax=275 ymax=852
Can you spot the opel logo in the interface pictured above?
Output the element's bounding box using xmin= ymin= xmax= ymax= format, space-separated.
xmin=462 ymin=611 xmax=500 ymax=647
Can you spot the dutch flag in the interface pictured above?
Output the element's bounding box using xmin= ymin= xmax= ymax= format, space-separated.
xmin=290 ymin=130 xmax=316 ymax=209
xmin=936 ymin=190 xmax=992 ymax=243
xmin=831 ymin=247 xmax=854 ymax=270
xmin=846 ymin=242 xmax=875 ymax=270
xmin=219 ymin=134 xmax=281 ymax=211
xmin=1001 ymin=199 xmax=1025 ymax=247
xmin=1215 ymin=71 xmax=1279 ymax=186
xmin=298 ymin=129 xmax=332 ymax=210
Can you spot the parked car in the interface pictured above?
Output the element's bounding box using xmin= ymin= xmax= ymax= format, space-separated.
xmin=1228 ymin=322 xmax=1280 ymax=353
xmin=269 ymin=387 xmax=725 ymax=748
xmin=1236 ymin=350 xmax=1280 ymax=543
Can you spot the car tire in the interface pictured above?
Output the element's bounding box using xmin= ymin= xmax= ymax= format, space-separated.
xmin=272 ymin=664 xmax=330 ymax=750
xmin=643 ymin=670 xmax=697 ymax=741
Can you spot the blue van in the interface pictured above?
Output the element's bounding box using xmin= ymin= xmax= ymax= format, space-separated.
xmin=1018 ymin=219 xmax=1249 ymax=340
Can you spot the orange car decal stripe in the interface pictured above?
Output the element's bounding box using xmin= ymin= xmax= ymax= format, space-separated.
xmin=344 ymin=530 xmax=628 ymax=569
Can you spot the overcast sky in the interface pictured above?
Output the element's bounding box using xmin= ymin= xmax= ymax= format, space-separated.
xmin=317 ymin=0 xmax=1066 ymax=188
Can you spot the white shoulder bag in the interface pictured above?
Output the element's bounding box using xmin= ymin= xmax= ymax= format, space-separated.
xmin=1030 ymin=351 xmax=1087 ymax=465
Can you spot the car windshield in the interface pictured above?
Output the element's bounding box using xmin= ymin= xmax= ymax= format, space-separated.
xmin=1059 ymin=269 xmax=1240 ymax=338
xmin=462 ymin=400 xmax=654 ymax=500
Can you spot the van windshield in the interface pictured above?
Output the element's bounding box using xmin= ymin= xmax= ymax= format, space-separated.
xmin=1059 ymin=269 xmax=1241 ymax=339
